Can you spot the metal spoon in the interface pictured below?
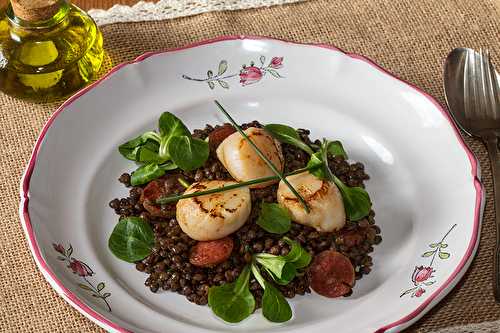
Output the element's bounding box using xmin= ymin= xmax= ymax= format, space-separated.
xmin=444 ymin=47 xmax=500 ymax=301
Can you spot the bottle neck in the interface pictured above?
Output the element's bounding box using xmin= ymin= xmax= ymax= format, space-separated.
xmin=6 ymin=0 xmax=70 ymax=30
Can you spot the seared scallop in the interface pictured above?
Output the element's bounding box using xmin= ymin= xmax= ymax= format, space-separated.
xmin=216 ymin=127 xmax=284 ymax=188
xmin=176 ymin=180 xmax=251 ymax=241
xmin=277 ymin=172 xmax=346 ymax=232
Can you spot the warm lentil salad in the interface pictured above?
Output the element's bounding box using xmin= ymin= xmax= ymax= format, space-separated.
xmin=108 ymin=102 xmax=381 ymax=324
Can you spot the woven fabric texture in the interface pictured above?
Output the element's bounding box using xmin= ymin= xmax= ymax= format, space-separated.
xmin=74 ymin=0 xmax=148 ymax=10
xmin=1 ymin=0 xmax=500 ymax=332
xmin=86 ymin=0 xmax=309 ymax=25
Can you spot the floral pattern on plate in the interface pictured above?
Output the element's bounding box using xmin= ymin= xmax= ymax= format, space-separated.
xmin=53 ymin=243 xmax=112 ymax=311
xmin=400 ymin=224 xmax=457 ymax=298
xmin=182 ymin=56 xmax=284 ymax=89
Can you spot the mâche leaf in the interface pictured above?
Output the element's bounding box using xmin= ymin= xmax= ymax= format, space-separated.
xmin=333 ymin=177 xmax=372 ymax=221
xmin=307 ymin=151 xmax=328 ymax=180
xmin=118 ymin=135 xmax=147 ymax=161
xmin=208 ymin=265 xmax=255 ymax=323
xmin=130 ymin=163 xmax=165 ymax=186
xmin=137 ymin=141 xmax=165 ymax=163
xmin=118 ymin=112 xmax=195 ymax=184
xmin=119 ymin=131 xmax=162 ymax=161
xmin=255 ymin=253 xmax=297 ymax=285
xmin=130 ymin=162 xmax=177 ymax=186
xmin=158 ymin=112 xmax=191 ymax=159
xmin=158 ymin=112 xmax=190 ymax=142
xmin=168 ymin=136 xmax=209 ymax=171
xmin=264 ymin=124 xmax=314 ymax=155
xmin=253 ymin=238 xmax=311 ymax=285
xmin=250 ymin=263 xmax=292 ymax=323
xmin=327 ymin=140 xmax=348 ymax=159
xmin=262 ymin=281 xmax=293 ymax=323
xmin=282 ymin=237 xmax=312 ymax=269
xmin=108 ymin=217 xmax=154 ymax=263
xmin=256 ymin=202 xmax=291 ymax=234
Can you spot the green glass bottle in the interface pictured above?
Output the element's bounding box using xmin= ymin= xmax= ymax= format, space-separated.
xmin=0 ymin=0 xmax=104 ymax=102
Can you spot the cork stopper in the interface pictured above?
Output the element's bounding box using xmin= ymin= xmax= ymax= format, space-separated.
xmin=10 ymin=0 xmax=61 ymax=22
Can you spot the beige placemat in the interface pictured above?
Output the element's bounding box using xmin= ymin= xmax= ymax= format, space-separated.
xmin=1 ymin=0 xmax=500 ymax=332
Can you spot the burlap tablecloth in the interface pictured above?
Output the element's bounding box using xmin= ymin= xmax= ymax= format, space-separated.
xmin=75 ymin=0 xmax=145 ymax=10
xmin=1 ymin=0 xmax=500 ymax=332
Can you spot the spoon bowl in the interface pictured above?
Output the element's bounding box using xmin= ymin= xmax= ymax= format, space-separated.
xmin=444 ymin=47 xmax=500 ymax=302
xmin=444 ymin=48 xmax=500 ymax=137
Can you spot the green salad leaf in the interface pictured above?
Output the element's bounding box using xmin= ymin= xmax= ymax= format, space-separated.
xmin=307 ymin=151 xmax=328 ymax=180
xmin=130 ymin=162 xmax=177 ymax=186
xmin=158 ymin=112 xmax=190 ymax=142
xmin=327 ymin=140 xmax=348 ymax=159
xmin=208 ymin=240 xmax=308 ymax=323
xmin=262 ymin=281 xmax=293 ymax=323
xmin=119 ymin=131 xmax=162 ymax=161
xmin=118 ymin=112 xmax=209 ymax=184
xmin=250 ymin=263 xmax=292 ymax=323
xmin=208 ymin=265 xmax=255 ymax=323
xmin=118 ymin=135 xmax=147 ymax=161
xmin=131 ymin=164 xmax=164 ymax=186
xmin=282 ymin=237 xmax=312 ymax=269
xmin=255 ymin=253 xmax=297 ymax=285
xmin=158 ymin=112 xmax=190 ymax=159
xmin=333 ymin=179 xmax=372 ymax=221
xmin=137 ymin=141 xmax=165 ymax=163
xmin=168 ymin=136 xmax=210 ymax=171
xmin=108 ymin=217 xmax=154 ymax=262
xmin=256 ymin=202 xmax=291 ymax=234
xmin=263 ymin=124 xmax=314 ymax=155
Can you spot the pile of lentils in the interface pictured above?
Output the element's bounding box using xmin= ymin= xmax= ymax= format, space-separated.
xmin=109 ymin=121 xmax=382 ymax=307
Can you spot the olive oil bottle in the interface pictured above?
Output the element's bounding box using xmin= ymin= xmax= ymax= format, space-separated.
xmin=0 ymin=0 xmax=104 ymax=102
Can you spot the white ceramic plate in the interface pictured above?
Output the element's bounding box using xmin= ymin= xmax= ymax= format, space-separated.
xmin=20 ymin=36 xmax=484 ymax=333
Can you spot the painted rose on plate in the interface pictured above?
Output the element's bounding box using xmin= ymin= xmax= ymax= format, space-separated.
xmin=412 ymin=266 xmax=434 ymax=284
xmin=239 ymin=66 xmax=263 ymax=86
xmin=401 ymin=224 xmax=456 ymax=298
xmin=183 ymin=55 xmax=285 ymax=89
xmin=53 ymin=243 xmax=112 ymax=311
xmin=269 ymin=56 xmax=284 ymax=69
xmin=69 ymin=258 xmax=94 ymax=277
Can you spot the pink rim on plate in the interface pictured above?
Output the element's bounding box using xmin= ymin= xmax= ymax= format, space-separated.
xmin=19 ymin=35 xmax=483 ymax=333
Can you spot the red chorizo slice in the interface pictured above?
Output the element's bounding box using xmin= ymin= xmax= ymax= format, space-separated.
xmin=140 ymin=180 xmax=166 ymax=203
xmin=189 ymin=237 xmax=234 ymax=267
xmin=140 ymin=180 xmax=169 ymax=217
xmin=309 ymin=250 xmax=355 ymax=298
xmin=209 ymin=124 xmax=236 ymax=151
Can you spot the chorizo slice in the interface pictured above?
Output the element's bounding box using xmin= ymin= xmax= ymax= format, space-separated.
xmin=140 ymin=180 xmax=166 ymax=203
xmin=208 ymin=124 xmax=236 ymax=151
xmin=309 ymin=250 xmax=355 ymax=298
xmin=140 ymin=180 xmax=169 ymax=217
xmin=189 ymin=237 xmax=234 ymax=267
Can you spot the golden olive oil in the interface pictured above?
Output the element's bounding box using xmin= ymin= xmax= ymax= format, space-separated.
xmin=0 ymin=1 xmax=104 ymax=102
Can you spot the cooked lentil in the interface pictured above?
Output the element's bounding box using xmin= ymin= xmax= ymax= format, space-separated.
xmin=110 ymin=121 xmax=382 ymax=307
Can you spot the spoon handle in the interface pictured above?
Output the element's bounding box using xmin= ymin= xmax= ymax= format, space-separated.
xmin=485 ymin=133 xmax=500 ymax=302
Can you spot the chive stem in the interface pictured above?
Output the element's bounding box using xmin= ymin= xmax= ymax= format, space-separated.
xmin=156 ymin=165 xmax=318 ymax=204
xmin=214 ymin=100 xmax=310 ymax=213
xmin=177 ymin=177 xmax=190 ymax=188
